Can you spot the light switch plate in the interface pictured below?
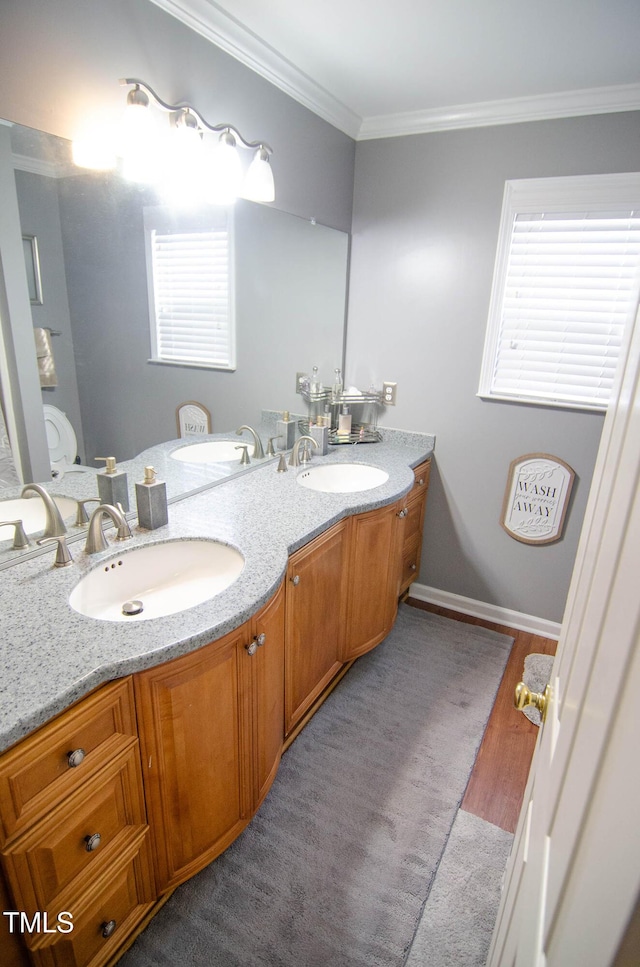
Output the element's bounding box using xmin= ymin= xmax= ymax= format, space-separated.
xmin=383 ymin=381 xmax=397 ymax=405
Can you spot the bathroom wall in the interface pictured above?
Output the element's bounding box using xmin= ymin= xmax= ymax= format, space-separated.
xmin=346 ymin=112 xmax=640 ymax=624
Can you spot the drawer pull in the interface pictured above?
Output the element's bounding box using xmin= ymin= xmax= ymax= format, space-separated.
xmin=397 ymin=508 xmax=408 ymax=518
xmin=291 ymin=574 xmax=300 ymax=586
xmin=67 ymin=748 xmax=86 ymax=768
xmin=101 ymin=919 xmax=117 ymax=939
xmin=246 ymin=640 xmax=258 ymax=656
xmin=255 ymin=633 xmax=266 ymax=647
xmin=85 ymin=832 xmax=102 ymax=852
xmin=410 ymin=563 xmax=417 ymax=571
xmin=418 ymin=478 xmax=425 ymax=486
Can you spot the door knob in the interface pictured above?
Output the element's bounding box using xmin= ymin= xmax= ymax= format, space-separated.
xmin=514 ymin=681 xmax=550 ymax=722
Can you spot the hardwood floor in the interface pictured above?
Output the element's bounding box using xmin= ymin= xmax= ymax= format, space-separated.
xmin=406 ymin=598 xmax=557 ymax=834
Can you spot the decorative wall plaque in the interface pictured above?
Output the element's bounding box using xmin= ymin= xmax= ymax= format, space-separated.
xmin=176 ymin=401 xmax=212 ymax=437
xmin=501 ymin=453 xmax=575 ymax=545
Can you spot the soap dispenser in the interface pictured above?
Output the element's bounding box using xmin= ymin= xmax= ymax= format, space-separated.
xmin=96 ymin=456 xmax=129 ymax=511
xmin=276 ymin=411 xmax=296 ymax=450
xmin=135 ymin=466 xmax=168 ymax=530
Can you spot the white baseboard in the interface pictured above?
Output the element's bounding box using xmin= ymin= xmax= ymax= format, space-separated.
xmin=408 ymin=583 xmax=561 ymax=641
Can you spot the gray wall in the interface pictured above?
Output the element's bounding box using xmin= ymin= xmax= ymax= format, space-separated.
xmin=346 ymin=112 xmax=640 ymax=623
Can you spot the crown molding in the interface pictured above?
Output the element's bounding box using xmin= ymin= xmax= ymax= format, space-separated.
xmin=357 ymin=83 xmax=640 ymax=140
xmin=148 ymin=0 xmax=361 ymax=138
xmin=11 ymin=152 xmax=60 ymax=178
xmin=148 ymin=3 xmax=640 ymax=142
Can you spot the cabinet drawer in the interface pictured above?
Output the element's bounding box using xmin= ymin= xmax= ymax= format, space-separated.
xmin=28 ymin=828 xmax=155 ymax=967
xmin=411 ymin=460 xmax=431 ymax=492
xmin=400 ymin=534 xmax=422 ymax=593
xmin=0 ymin=680 xmax=137 ymax=846
xmin=3 ymin=746 xmax=148 ymax=913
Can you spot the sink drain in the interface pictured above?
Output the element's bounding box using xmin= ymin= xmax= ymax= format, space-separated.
xmin=122 ymin=600 xmax=144 ymax=616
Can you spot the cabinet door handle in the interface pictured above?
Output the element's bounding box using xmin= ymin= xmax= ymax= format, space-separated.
xmin=255 ymin=633 xmax=266 ymax=647
xmin=418 ymin=478 xmax=425 ymax=486
xmin=410 ymin=563 xmax=417 ymax=571
xmin=67 ymin=748 xmax=86 ymax=768
xmin=101 ymin=919 xmax=117 ymax=939
xmin=246 ymin=640 xmax=258 ymax=656
xmin=397 ymin=508 xmax=408 ymax=518
xmin=290 ymin=574 xmax=300 ymax=586
xmin=85 ymin=833 xmax=102 ymax=852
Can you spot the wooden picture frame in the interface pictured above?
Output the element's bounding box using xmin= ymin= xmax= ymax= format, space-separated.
xmin=500 ymin=453 xmax=575 ymax=545
xmin=22 ymin=235 xmax=43 ymax=305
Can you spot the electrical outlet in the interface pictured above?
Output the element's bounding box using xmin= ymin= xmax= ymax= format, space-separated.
xmin=383 ymin=381 xmax=397 ymax=405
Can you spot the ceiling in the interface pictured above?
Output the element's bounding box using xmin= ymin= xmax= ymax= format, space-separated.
xmin=151 ymin=0 xmax=640 ymax=139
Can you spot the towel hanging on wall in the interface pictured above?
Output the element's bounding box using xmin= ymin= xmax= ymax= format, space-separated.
xmin=33 ymin=327 xmax=58 ymax=387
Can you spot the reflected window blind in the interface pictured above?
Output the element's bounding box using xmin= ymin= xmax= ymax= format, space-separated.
xmin=150 ymin=227 xmax=234 ymax=369
xmin=490 ymin=210 xmax=640 ymax=408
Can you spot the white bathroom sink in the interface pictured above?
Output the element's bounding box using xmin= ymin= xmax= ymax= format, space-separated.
xmin=69 ymin=539 xmax=245 ymax=622
xmin=0 ymin=494 xmax=77 ymax=539
xmin=296 ymin=463 xmax=389 ymax=493
xmin=171 ymin=440 xmax=254 ymax=464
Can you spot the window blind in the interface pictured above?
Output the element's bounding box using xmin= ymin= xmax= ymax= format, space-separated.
xmin=489 ymin=209 xmax=640 ymax=408
xmin=149 ymin=227 xmax=235 ymax=369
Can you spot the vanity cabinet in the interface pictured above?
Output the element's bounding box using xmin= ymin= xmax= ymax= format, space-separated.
xmin=134 ymin=583 xmax=285 ymax=894
xmin=0 ymin=679 xmax=155 ymax=967
xmin=398 ymin=460 xmax=431 ymax=596
xmin=284 ymin=520 xmax=349 ymax=736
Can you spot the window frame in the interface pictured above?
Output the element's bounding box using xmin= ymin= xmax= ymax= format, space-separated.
xmin=478 ymin=172 xmax=640 ymax=412
xmin=144 ymin=205 xmax=236 ymax=373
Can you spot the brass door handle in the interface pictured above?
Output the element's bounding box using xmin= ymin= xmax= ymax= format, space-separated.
xmin=514 ymin=681 xmax=551 ymax=722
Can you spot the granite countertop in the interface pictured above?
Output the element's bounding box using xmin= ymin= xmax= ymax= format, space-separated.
xmin=0 ymin=431 xmax=434 ymax=753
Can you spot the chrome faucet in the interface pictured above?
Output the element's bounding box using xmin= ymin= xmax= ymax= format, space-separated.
xmin=21 ymin=483 xmax=67 ymax=538
xmin=235 ymin=425 xmax=265 ymax=459
xmin=289 ymin=435 xmax=319 ymax=467
xmin=85 ymin=503 xmax=132 ymax=554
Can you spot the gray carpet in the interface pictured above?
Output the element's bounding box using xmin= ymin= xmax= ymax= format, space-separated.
xmin=406 ymin=810 xmax=514 ymax=966
xmin=120 ymin=605 xmax=513 ymax=967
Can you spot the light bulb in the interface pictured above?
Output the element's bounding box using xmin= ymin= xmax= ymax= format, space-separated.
xmin=242 ymin=147 xmax=275 ymax=203
xmin=208 ymin=131 xmax=243 ymax=204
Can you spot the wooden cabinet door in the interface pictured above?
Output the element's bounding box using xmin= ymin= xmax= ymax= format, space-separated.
xmin=285 ymin=521 xmax=348 ymax=735
xmin=342 ymin=501 xmax=404 ymax=661
xmin=250 ymin=582 xmax=285 ymax=808
xmin=135 ymin=624 xmax=253 ymax=893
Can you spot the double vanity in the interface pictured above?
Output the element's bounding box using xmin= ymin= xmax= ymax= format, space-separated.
xmin=0 ymin=427 xmax=433 ymax=967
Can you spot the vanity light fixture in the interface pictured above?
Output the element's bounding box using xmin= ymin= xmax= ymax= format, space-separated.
xmin=73 ymin=78 xmax=275 ymax=204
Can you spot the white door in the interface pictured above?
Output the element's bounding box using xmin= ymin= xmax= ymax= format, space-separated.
xmin=487 ymin=300 xmax=640 ymax=967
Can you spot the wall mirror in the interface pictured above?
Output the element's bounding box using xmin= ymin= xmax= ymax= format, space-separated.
xmin=0 ymin=120 xmax=349 ymax=564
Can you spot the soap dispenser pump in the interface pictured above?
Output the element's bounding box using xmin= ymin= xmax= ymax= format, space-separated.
xmin=96 ymin=456 xmax=129 ymax=511
xmin=135 ymin=466 xmax=168 ymax=530
xmin=276 ymin=410 xmax=296 ymax=450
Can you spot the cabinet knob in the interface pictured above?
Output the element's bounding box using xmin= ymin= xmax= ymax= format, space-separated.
xmin=418 ymin=478 xmax=425 ymax=486
xmin=290 ymin=574 xmax=300 ymax=586
xmin=397 ymin=508 xmax=408 ymax=518
xmin=410 ymin=563 xmax=417 ymax=571
xmin=101 ymin=919 xmax=117 ymax=939
xmin=67 ymin=748 xmax=86 ymax=768
xmin=246 ymin=640 xmax=258 ymax=656
xmin=84 ymin=833 xmax=102 ymax=852
xmin=255 ymin=633 xmax=266 ymax=647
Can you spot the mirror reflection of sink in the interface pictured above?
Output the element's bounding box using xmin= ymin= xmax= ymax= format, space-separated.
xmin=69 ymin=539 xmax=245 ymax=622
xmin=0 ymin=495 xmax=77 ymax=539
xmin=171 ymin=441 xmax=255 ymax=464
xmin=297 ymin=464 xmax=389 ymax=493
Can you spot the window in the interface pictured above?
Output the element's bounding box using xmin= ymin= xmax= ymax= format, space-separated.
xmin=478 ymin=174 xmax=640 ymax=411
xmin=144 ymin=207 xmax=235 ymax=371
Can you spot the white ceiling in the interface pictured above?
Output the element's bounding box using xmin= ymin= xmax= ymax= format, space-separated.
xmin=151 ymin=0 xmax=640 ymax=139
